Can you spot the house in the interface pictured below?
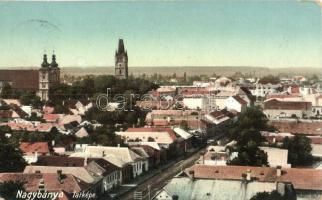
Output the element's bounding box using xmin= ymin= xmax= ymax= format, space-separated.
xmin=259 ymin=147 xmax=291 ymax=168
xmin=264 ymin=99 xmax=312 ymax=119
xmin=199 ymin=151 xmax=229 ymax=166
xmin=116 ymin=127 xmax=178 ymax=149
xmin=24 ymin=165 xmax=100 ymax=187
xmin=183 ymin=96 xmax=212 ymax=110
xmin=153 ymin=164 xmax=322 ymax=200
xmin=85 ymin=158 xmax=121 ymax=192
xmin=146 ymin=110 xmax=207 ymax=130
xmin=269 ymin=121 xmax=322 ymax=136
xmin=75 ymin=127 xmax=89 ymax=138
xmin=0 ymin=172 xmax=89 ymax=199
xmin=250 ymin=82 xmax=281 ymax=97
xmin=153 ymin=165 xmax=290 ymax=200
xmin=70 ymin=146 xmax=147 ymax=180
xmin=126 ymin=142 xmax=162 ymax=168
xmin=224 ymin=95 xmax=248 ymax=112
xmin=173 ymin=127 xmax=193 ymax=152
xmin=20 ymin=142 xmax=51 ymax=163
xmin=63 ymin=99 xmax=93 ymax=116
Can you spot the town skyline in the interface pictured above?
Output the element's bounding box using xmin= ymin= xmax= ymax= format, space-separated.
xmin=0 ymin=1 xmax=321 ymax=68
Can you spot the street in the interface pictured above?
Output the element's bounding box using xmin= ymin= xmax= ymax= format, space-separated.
xmin=117 ymin=147 xmax=206 ymax=200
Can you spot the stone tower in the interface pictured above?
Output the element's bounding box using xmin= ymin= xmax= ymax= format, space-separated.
xmin=115 ymin=39 xmax=128 ymax=79
xmin=49 ymin=53 xmax=60 ymax=84
xmin=38 ymin=54 xmax=50 ymax=101
xmin=38 ymin=53 xmax=60 ymax=101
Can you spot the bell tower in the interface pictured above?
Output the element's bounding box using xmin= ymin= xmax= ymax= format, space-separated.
xmin=115 ymin=39 xmax=128 ymax=79
xmin=38 ymin=54 xmax=50 ymax=101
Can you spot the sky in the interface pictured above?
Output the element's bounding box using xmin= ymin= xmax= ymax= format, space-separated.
xmin=0 ymin=1 xmax=320 ymax=68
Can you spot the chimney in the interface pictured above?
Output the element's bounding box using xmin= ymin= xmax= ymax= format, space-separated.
xmin=188 ymin=170 xmax=195 ymax=181
xmin=276 ymin=166 xmax=282 ymax=177
xmin=35 ymin=170 xmax=41 ymax=174
xmin=84 ymin=157 xmax=88 ymax=166
xmin=241 ymin=173 xmax=247 ymax=182
xmin=246 ymin=169 xmax=251 ymax=181
xmin=117 ymin=144 xmax=120 ymax=148
xmin=34 ymin=151 xmax=38 ymax=160
xmin=102 ymin=151 xmax=106 ymax=157
xmin=57 ymin=170 xmax=63 ymax=183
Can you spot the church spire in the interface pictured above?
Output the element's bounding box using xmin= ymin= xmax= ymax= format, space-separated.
xmin=50 ymin=53 xmax=58 ymax=68
xmin=117 ymin=39 xmax=125 ymax=54
xmin=41 ymin=54 xmax=50 ymax=68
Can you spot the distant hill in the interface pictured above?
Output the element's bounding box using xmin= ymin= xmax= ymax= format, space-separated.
xmin=1 ymin=66 xmax=320 ymax=77
xmin=61 ymin=66 xmax=321 ymax=78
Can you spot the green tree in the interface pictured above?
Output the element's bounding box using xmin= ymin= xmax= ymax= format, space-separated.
xmin=250 ymin=190 xmax=296 ymax=200
xmin=282 ymin=135 xmax=313 ymax=166
xmin=0 ymin=143 xmax=26 ymax=172
xmin=227 ymin=107 xmax=270 ymax=166
xmin=0 ymin=180 xmax=25 ymax=200
xmin=19 ymin=92 xmax=43 ymax=108
xmin=229 ymin=140 xmax=268 ymax=166
xmin=259 ymin=75 xmax=280 ymax=84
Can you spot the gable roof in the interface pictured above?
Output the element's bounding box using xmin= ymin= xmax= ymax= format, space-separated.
xmin=84 ymin=146 xmax=143 ymax=163
xmin=185 ymin=164 xmax=322 ymax=191
xmin=232 ymin=95 xmax=248 ymax=105
xmin=75 ymin=127 xmax=89 ymax=138
xmin=264 ymin=99 xmax=312 ymax=110
xmin=35 ymin=156 xmax=86 ymax=167
xmin=20 ymin=142 xmax=50 ymax=155
xmin=0 ymin=173 xmax=87 ymax=193
xmin=126 ymin=127 xmax=178 ymax=141
xmin=23 ymin=166 xmax=98 ymax=184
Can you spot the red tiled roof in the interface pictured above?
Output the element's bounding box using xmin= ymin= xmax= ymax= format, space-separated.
xmin=20 ymin=142 xmax=50 ymax=155
xmin=0 ymin=110 xmax=13 ymax=118
xmin=0 ymin=173 xmax=87 ymax=193
xmin=35 ymin=156 xmax=85 ymax=167
xmin=264 ymin=99 xmax=312 ymax=110
xmin=126 ymin=127 xmax=178 ymax=141
xmin=270 ymin=121 xmax=322 ymax=136
xmin=186 ymin=164 xmax=322 ymax=191
xmin=232 ymin=95 xmax=247 ymax=105
xmin=0 ymin=70 xmax=39 ymax=90
xmin=43 ymin=114 xmax=60 ymax=122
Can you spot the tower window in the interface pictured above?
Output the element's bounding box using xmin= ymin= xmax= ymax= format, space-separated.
xmin=119 ymin=69 xmax=122 ymax=74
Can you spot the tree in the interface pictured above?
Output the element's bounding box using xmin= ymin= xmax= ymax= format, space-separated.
xmin=229 ymin=106 xmax=269 ymax=140
xmin=19 ymin=92 xmax=43 ymax=108
xmin=0 ymin=83 xmax=14 ymax=98
xmin=0 ymin=180 xmax=25 ymax=200
xmin=0 ymin=143 xmax=26 ymax=172
xmin=227 ymin=107 xmax=270 ymax=166
xmin=282 ymin=135 xmax=313 ymax=166
xmin=259 ymin=75 xmax=280 ymax=84
xmin=229 ymin=140 xmax=268 ymax=166
xmin=250 ymin=190 xmax=296 ymax=200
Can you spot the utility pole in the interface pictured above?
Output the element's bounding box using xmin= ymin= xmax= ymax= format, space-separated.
xmin=148 ymin=185 xmax=151 ymax=200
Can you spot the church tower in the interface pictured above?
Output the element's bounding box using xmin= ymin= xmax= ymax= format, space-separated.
xmin=38 ymin=54 xmax=50 ymax=101
xmin=37 ymin=53 xmax=60 ymax=101
xmin=49 ymin=53 xmax=60 ymax=85
xmin=115 ymin=39 xmax=128 ymax=79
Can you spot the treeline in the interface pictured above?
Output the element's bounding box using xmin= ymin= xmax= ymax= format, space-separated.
xmin=49 ymin=75 xmax=158 ymax=104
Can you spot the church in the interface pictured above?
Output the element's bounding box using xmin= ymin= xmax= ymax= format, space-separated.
xmin=0 ymin=39 xmax=127 ymax=102
xmin=115 ymin=39 xmax=128 ymax=79
xmin=0 ymin=53 xmax=60 ymax=101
